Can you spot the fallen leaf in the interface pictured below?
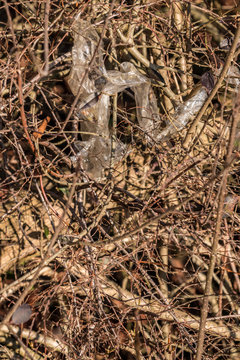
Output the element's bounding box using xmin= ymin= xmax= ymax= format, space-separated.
xmin=11 ymin=304 xmax=32 ymax=325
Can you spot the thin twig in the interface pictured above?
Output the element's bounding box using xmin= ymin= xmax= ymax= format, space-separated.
xmin=1 ymin=0 xmax=117 ymax=326
xmin=43 ymin=0 xmax=50 ymax=76
xmin=195 ymin=87 xmax=240 ymax=360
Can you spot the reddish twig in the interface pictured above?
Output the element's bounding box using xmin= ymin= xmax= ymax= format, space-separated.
xmin=195 ymin=86 xmax=240 ymax=360
xmin=17 ymin=69 xmax=35 ymax=153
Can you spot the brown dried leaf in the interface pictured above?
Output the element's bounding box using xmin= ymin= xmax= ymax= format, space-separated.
xmin=11 ymin=304 xmax=32 ymax=325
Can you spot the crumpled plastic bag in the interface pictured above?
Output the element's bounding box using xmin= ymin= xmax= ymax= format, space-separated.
xmin=68 ymin=18 xmax=161 ymax=179
xmin=68 ymin=18 xmax=240 ymax=180
xmin=156 ymin=64 xmax=240 ymax=142
xmin=156 ymin=87 xmax=208 ymax=142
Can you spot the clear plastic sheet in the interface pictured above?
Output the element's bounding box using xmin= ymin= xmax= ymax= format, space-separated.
xmin=157 ymin=87 xmax=208 ymax=142
xmin=155 ymin=64 xmax=240 ymax=142
xmin=68 ymin=18 xmax=240 ymax=180
xmin=68 ymin=18 xmax=162 ymax=179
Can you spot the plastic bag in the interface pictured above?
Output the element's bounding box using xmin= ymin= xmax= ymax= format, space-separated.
xmin=158 ymin=64 xmax=240 ymax=142
xmin=68 ymin=17 xmax=240 ymax=180
xmin=68 ymin=18 xmax=161 ymax=179
xmin=157 ymin=87 xmax=208 ymax=142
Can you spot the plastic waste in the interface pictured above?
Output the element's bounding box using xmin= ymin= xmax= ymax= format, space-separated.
xmin=68 ymin=18 xmax=161 ymax=179
xmin=68 ymin=18 xmax=240 ymax=180
xmin=158 ymin=64 xmax=240 ymax=142
xmin=157 ymin=87 xmax=208 ymax=142
xmin=223 ymin=194 xmax=238 ymax=218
